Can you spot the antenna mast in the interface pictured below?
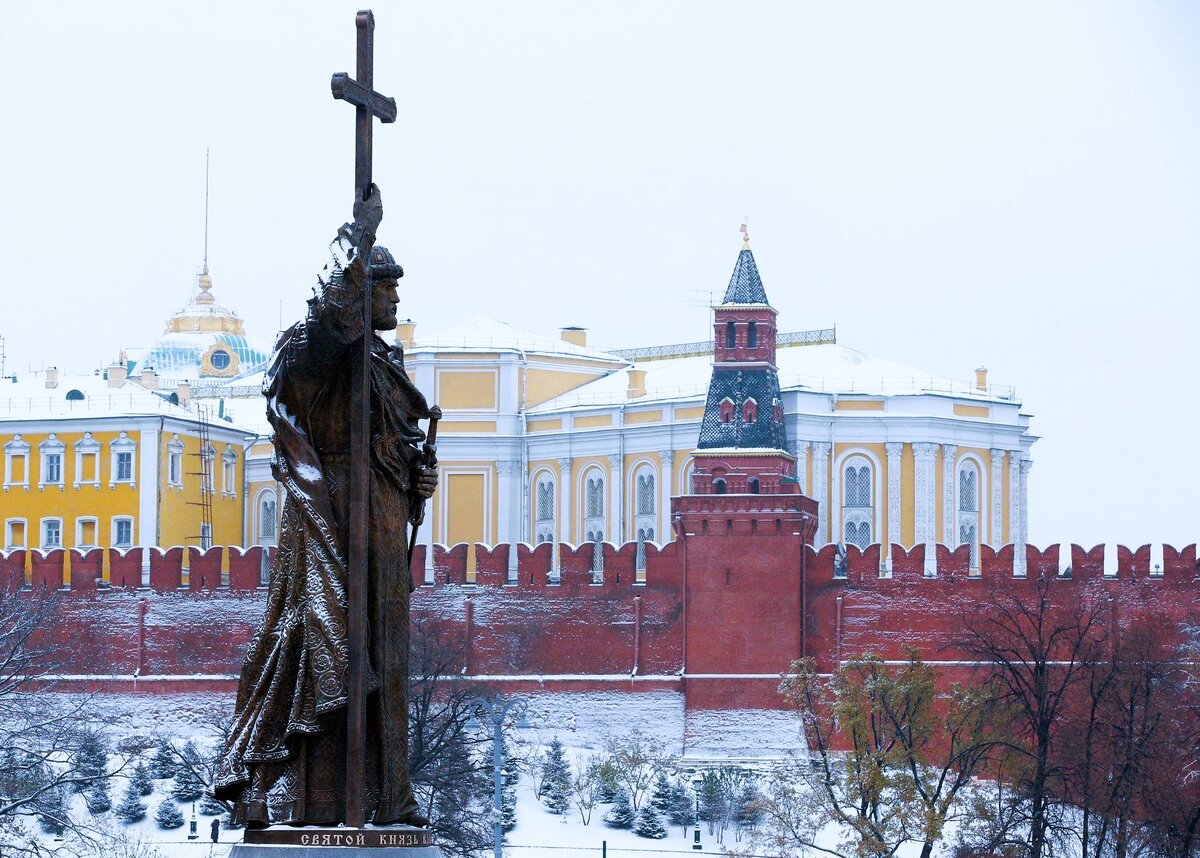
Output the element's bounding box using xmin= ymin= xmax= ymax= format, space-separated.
xmin=203 ymin=147 xmax=210 ymax=271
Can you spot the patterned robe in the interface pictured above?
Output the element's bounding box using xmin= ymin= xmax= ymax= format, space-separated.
xmin=214 ymin=234 xmax=428 ymax=826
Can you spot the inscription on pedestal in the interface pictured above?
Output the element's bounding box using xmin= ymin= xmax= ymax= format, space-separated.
xmin=244 ymin=826 xmax=434 ymax=848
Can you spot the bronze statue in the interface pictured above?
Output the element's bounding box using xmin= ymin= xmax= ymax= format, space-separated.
xmin=213 ymin=185 xmax=437 ymax=828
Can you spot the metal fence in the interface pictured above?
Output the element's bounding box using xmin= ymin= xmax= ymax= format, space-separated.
xmin=609 ymin=327 xmax=837 ymax=362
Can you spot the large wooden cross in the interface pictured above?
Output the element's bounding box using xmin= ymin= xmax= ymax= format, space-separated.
xmin=330 ymin=8 xmax=396 ymax=830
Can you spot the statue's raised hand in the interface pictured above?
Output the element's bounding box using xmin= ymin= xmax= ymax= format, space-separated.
xmin=353 ymin=183 xmax=383 ymax=237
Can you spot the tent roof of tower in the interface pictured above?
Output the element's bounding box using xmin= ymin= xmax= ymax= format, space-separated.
xmin=722 ymin=247 xmax=770 ymax=305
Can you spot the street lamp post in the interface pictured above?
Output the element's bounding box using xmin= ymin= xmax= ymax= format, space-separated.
xmin=691 ymin=771 xmax=703 ymax=850
xmin=473 ymin=693 xmax=527 ymax=858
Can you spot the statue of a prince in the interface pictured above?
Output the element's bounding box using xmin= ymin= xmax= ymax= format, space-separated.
xmin=214 ymin=186 xmax=436 ymax=828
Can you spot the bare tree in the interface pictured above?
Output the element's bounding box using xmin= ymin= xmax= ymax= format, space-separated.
xmin=958 ymin=569 xmax=1108 ymax=858
xmin=0 ymin=584 xmax=120 ymax=856
xmin=406 ymin=618 xmax=493 ymax=857
xmin=601 ymin=729 xmax=675 ymax=812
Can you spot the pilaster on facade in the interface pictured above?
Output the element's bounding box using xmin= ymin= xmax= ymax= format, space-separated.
xmin=137 ymin=428 xmax=159 ymax=576
xmin=811 ymin=442 xmax=831 ymax=544
xmin=990 ymin=450 xmax=1005 ymax=547
xmin=495 ymin=459 xmax=522 ymax=578
xmin=913 ymin=442 xmax=938 ymax=575
xmin=885 ymin=442 xmax=903 ymax=564
xmin=793 ymin=440 xmax=810 ymax=495
xmin=1009 ymin=453 xmax=1023 ymax=575
xmin=557 ymin=457 xmax=572 ymax=556
xmin=941 ymin=444 xmax=957 ymax=545
xmin=658 ymin=449 xmax=674 ymax=539
xmin=1022 ymin=460 xmax=1032 ymax=547
xmin=608 ymin=453 xmax=622 ymax=543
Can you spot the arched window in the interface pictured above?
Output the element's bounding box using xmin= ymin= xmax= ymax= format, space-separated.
xmin=65 ymin=389 xmax=85 ymax=402
xmin=742 ymin=398 xmax=758 ymax=423
xmin=841 ymin=456 xmax=874 ymax=550
xmin=725 ymin=321 xmax=736 ymax=348
xmin=713 ymin=478 xmax=727 ymax=495
xmin=957 ymin=460 xmax=981 ymax=566
xmin=583 ymin=469 xmax=605 ymax=574
xmin=534 ymin=472 xmax=556 ymax=544
xmin=633 ymin=466 xmax=656 ymax=571
xmin=258 ymin=491 xmax=278 ymax=545
xmin=747 ymin=320 xmax=758 ymax=348
xmin=682 ymin=459 xmax=696 ymax=495
xmin=748 ymin=477 xmax=760 ymax=494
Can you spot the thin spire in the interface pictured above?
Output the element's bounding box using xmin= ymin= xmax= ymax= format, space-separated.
xmin=203 ymin=147 xmax=210 ymax=273
xmin=740 ymin=217 xmax=750 ymax=248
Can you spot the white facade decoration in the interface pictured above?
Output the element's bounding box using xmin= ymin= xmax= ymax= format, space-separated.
xmin=607 ymin=453 xmax=622 ymax=544
xmin=990 ymin=449 xmax=1005 ymax=547
xmin=885 ymin=442 xmax=903 ymax=558
xmin=811 ymin=442 xmax=831 ymax=544
xmin=1009 ymin=454 xmax=1024 ymax=575
xmin=4 ymin=435 xmax=30 ymax=491
xmin=658 ymin=449 xmax=673 ymax=539
xmin=941 ymin=444 xmax=957 ymax=544
xmin=913 ymin=442 xmax=938 ymax=575
xmin=793 ymin=440 xmax=810 ymax=495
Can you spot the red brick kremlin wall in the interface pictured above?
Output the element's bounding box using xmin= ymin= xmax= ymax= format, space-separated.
xmin=2 ymin=536 xmax=1196 ymax=708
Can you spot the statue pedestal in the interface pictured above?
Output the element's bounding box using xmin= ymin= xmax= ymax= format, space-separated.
xmin=231 ymin=825 xmax=440 ymax=857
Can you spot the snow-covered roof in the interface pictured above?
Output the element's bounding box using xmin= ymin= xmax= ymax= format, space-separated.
xmin=0 ymin=371 xmax=208 ymax=423
xmin=530 ymin=342 xmax=1018 ymax=412
xmin=410 ymin=317 xmax=627 ymax=364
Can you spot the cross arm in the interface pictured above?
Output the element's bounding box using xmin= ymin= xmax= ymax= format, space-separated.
xmin=331 ymin=73 xmax=398 ymax=123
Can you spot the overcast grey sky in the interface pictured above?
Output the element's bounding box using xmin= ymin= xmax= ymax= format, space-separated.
xmin=1 ymin=2 xmax=1197 ymax=549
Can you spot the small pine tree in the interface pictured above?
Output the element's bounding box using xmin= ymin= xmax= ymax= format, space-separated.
xmin=84 ymin=781 xmax=112 ymax=814
xmin=649 ymin=772 xmax=673 ymax=816
xmin=75 ymin=730 xmax=110 ymax=793
xmin=595 ymin=758 xmax=620 ymax=803
xmin=149 ymin=740 xmax=178 ymax=780
xmin=154 ymin=799 xmax=185 ymax=830
xmin=634 ymin=804 xmax=668 ymax=839
xmin=540 ymin=738 xmax=571 ymax=815
xmin=501 ymin=781 xmax=517 ymax=833
xmin=200 ymin=794 xmax=226 ymax=816
xmin=172 ymin=765 xmax=206 ymax=803
xmin=603 ymin=788 xmax=635 ymax=829
xmin=667 ymin=777 xmax=695 ymax=835
xmin=131 ymin=760 xmax=154 ymax=797
xmin=36 ymin=785 xmax=67 ymax=835
xmin=115 ymin=782 xmax=147 ymax=824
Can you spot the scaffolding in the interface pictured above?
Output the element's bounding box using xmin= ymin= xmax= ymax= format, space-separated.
xmin=188 ymin=404 xmax=214 ymax=549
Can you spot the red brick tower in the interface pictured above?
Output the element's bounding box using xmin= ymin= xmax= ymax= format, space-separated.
xmin=672 ymin=231 xmax=819 ymax=726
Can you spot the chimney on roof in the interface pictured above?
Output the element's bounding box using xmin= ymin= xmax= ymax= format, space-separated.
xmin=395 ymin=319 xmax=416 ymax=349
xmin=44 ymin=367 xmax=59 ymax=390
xmin=975 ymin=366 xmax=988 ymax=392
xmin=176 ymin=380 xmax=191 ymax=408
xmin=107 ymin=361 xmax=127 ymax=388
xmin=627 ymin=368 xmax=647 ymax=399
xmin=560 ymin=326 xmax=587 ymax=348
xmin=140 ymin=366 xmax=159 ymax=390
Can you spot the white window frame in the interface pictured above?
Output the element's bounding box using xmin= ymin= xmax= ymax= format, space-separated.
xmin=201 ymin=444 xmax=216 ymax=496
xmin=40 ymin=517 xmax=63 ymax=550
xmin=74 ymin=432 xmax=102 ymax=489
xmin=631 ymin=463 xmax=657 ymax=571
xmin=109 ymin=432 xmax=137 ymax=487
xmin=835 ymin=451 xmax=880 ymax=552
xmin=112 ymin=516 xmax=134 ymax=549
xmin=3 ymin=435 xmax=31 ymax=491
xmin=167 ymin=435 xmax=185 ymax=489
xmin=256 ymin=489 xmax=278 ymax=546
xmin=956 ymin=456 xmax=984 ymax=569
xmin=222 ymin=446 xmax=238 ymax=497
xmin=5 ymin=518 xmax=27 ymax=550
xmin=581 ymin=467 xmax=606 ymax=575
xmin=75 ymin=516 xmax=99 ymax=549
xmin=532 ymin=470 xmax=556 ymax=545
xmin=39 ymin=434 xmax=66 ymax=489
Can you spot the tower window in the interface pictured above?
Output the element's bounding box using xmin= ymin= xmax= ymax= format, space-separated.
xmin=725 ymin=321 xmax=736 ymax=349
xmin=719 ymin=398 xmax=735 ymax=423
xmin=747 ymin=320 xmax=757 ymax=348
xmin=748 ymin=477 xmax=760 ymax=494
xmin=713 ymin=478 xmax=726 ymax=494
xmin=742 ymin=398 xmax=758 ymax=423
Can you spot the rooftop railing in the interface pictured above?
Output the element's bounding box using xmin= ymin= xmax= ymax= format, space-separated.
xmin=609 ymin=326 xmax=838 ymax=362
